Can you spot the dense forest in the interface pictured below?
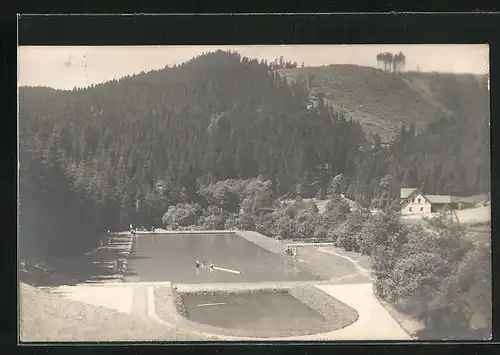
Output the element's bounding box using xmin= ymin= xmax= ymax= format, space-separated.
xmin=19 ymin=50 xmax=490 ymax=260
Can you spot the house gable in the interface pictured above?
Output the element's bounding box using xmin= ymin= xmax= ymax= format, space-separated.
xmin=400 ymin=191 xmax=432 ymax=211
xmin=400 ymin=188 xmax=421 ymax=207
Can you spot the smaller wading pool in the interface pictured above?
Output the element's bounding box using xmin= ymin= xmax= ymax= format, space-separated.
xmin=154 ymin=285 xmax=359 ymax=338
xmin=182 ymin=292 xmax=325 ymax=333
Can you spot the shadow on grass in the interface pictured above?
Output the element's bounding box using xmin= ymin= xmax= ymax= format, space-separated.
xmin=19 ymin=258 xmax=137 ymax=288
xmin=123 ymin=269 xmax=139 ymax=277
xmin=19 ymin=268 xmax=82 ymax=288
xmin=388 ymin=298 xmax=491 ymax=341
xmin=127 ymin=254 xmax=149 ymax=260
xmin=415 ymin=324 xmax=491 ymax=341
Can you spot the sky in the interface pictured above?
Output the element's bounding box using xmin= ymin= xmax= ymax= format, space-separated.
xmin=18 ymin=44 xmax=489 ymax=90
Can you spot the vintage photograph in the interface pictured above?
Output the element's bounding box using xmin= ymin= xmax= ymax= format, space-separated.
xmin=18 ymin=44 xmax=491 ymax=342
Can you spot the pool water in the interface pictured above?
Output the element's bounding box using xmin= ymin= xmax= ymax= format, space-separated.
xmin=182 ymin=292 xmax=326 ymax=334
xmin=124 ymin=233 xmax=320 ymax=283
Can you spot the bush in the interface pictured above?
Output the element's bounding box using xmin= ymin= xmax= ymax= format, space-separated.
xmin=273 ymin=214 xmax=296 ymax=240
xmin=336 ymin=234 xmax=359 ymax=252
xmin=235 ymin=213 xmax=256 ymax=230
xmin=321 ymin=197 xmax=351 ymax=233
xmin=199 ymin=205 xmax=227 ymax=230
xmin=161 ymin=203 xmax=200 ymax=228
xmin=357 ymin=212 xmax=408 ymax=256
xmin=224 ymin=213 xmax=239 ymax=230
xmin=345 ymin=209 xmax=371 ymax=252
xmin=370 ymin=210 xmax=490 ymax=338
xmin=425 ymin=240 xmax=491 ymax=333
xmin=255 ymin=214 xmax=275 ymax=237
xmin=295 ymin=217 xmax=315 ymax=240
xmin=314 ymin=225 xmax=328 ymax=239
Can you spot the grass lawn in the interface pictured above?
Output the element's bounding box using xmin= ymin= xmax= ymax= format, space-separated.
xmin=19 ymin=282 xmax=206 ymax=342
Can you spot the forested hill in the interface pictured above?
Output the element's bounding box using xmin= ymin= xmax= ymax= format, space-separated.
xmin=20 ymin=51 xmax=367 ymax=195
xmin=19 ymin=51 xmax=366 ymax=239
xmin=19 ymin=50 xmax=489 ymax=259
xmin=278 ymin=65 xmax=489 ymax=141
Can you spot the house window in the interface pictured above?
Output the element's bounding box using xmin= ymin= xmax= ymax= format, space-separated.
xmin=420 ymin=207 xmax=423 ymax=212
xmin=412 ymin=199 xmax=415 ymax=203
xmin=409 ymin=207 xmax=412 ymax=212
xmin=418 ymin=198 xmax=421 ymax=203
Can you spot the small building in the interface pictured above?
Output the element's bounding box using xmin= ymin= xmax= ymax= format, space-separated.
xmin=400 ymin=188 xmax=458 ymax=215
xmin=425 ymin=195 xmax=458 ymax=213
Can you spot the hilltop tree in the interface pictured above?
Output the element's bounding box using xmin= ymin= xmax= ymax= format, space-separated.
xmin=376 ymin=51 xmax=406 ymax=73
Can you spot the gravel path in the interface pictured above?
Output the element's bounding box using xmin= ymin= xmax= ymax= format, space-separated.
xmin=315 ymin=284 xmax=412 ymax=340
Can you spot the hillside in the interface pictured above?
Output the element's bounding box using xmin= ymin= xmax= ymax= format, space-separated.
xmin=19 ymin=51 xmax=368 ymax=260
xmin=278 ymin=65 xmax=489 ymax=141
xmin=19 ymin=51 xmax=490 ymax=263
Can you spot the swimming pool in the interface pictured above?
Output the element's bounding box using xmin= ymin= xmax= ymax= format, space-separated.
xmin=124 ymin=233 xmax=320 ymax=283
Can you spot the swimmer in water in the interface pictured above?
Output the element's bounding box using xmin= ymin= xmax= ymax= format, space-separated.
xmin=209 ymin=262 xmax=215 ymax=269
xmin=196 ymin=260 xmax=200 ymax=268
xmin=201 ymin=261 xmax=206 ymax=268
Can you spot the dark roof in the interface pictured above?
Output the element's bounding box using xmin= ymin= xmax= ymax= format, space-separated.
xmin=400 ymin=188 xmax=418 ymax=198
xmin=425 ymin=195 xmax=453 ymax=204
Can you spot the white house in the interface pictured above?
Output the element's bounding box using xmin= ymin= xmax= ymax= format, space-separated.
xmin=400 ymin=188 xmax=432 ymax=215
xmin=400 ymin=188 xmax=457 ymax=215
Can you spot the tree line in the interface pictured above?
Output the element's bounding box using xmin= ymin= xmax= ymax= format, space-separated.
xmin=376 ymin=51 xmax=406 ymax=73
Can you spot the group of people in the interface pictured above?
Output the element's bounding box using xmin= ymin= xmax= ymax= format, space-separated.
xmin=129 ymin=224 xmax=156 ymax=235
xmin=113 ymin=257 xmax=126 ymax=273
xmin=285 ymin=246 xmax=299 ymax=259
xmin=196 ymin=260 xmax=215 ymax=270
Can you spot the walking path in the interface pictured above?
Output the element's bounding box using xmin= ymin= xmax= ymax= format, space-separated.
xmin=318 ymin=247 xmax=372 ymax=277
xmin=51 ymin=284 xmax=135 ymax=315
xmin=312 ymin=284 xmax=411 ymax=340
xmin=131 ymin=285 xmax=149 ymax=318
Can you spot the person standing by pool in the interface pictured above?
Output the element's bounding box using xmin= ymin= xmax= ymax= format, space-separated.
xmin=195 ymin=260 xmax=201 ymax=275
